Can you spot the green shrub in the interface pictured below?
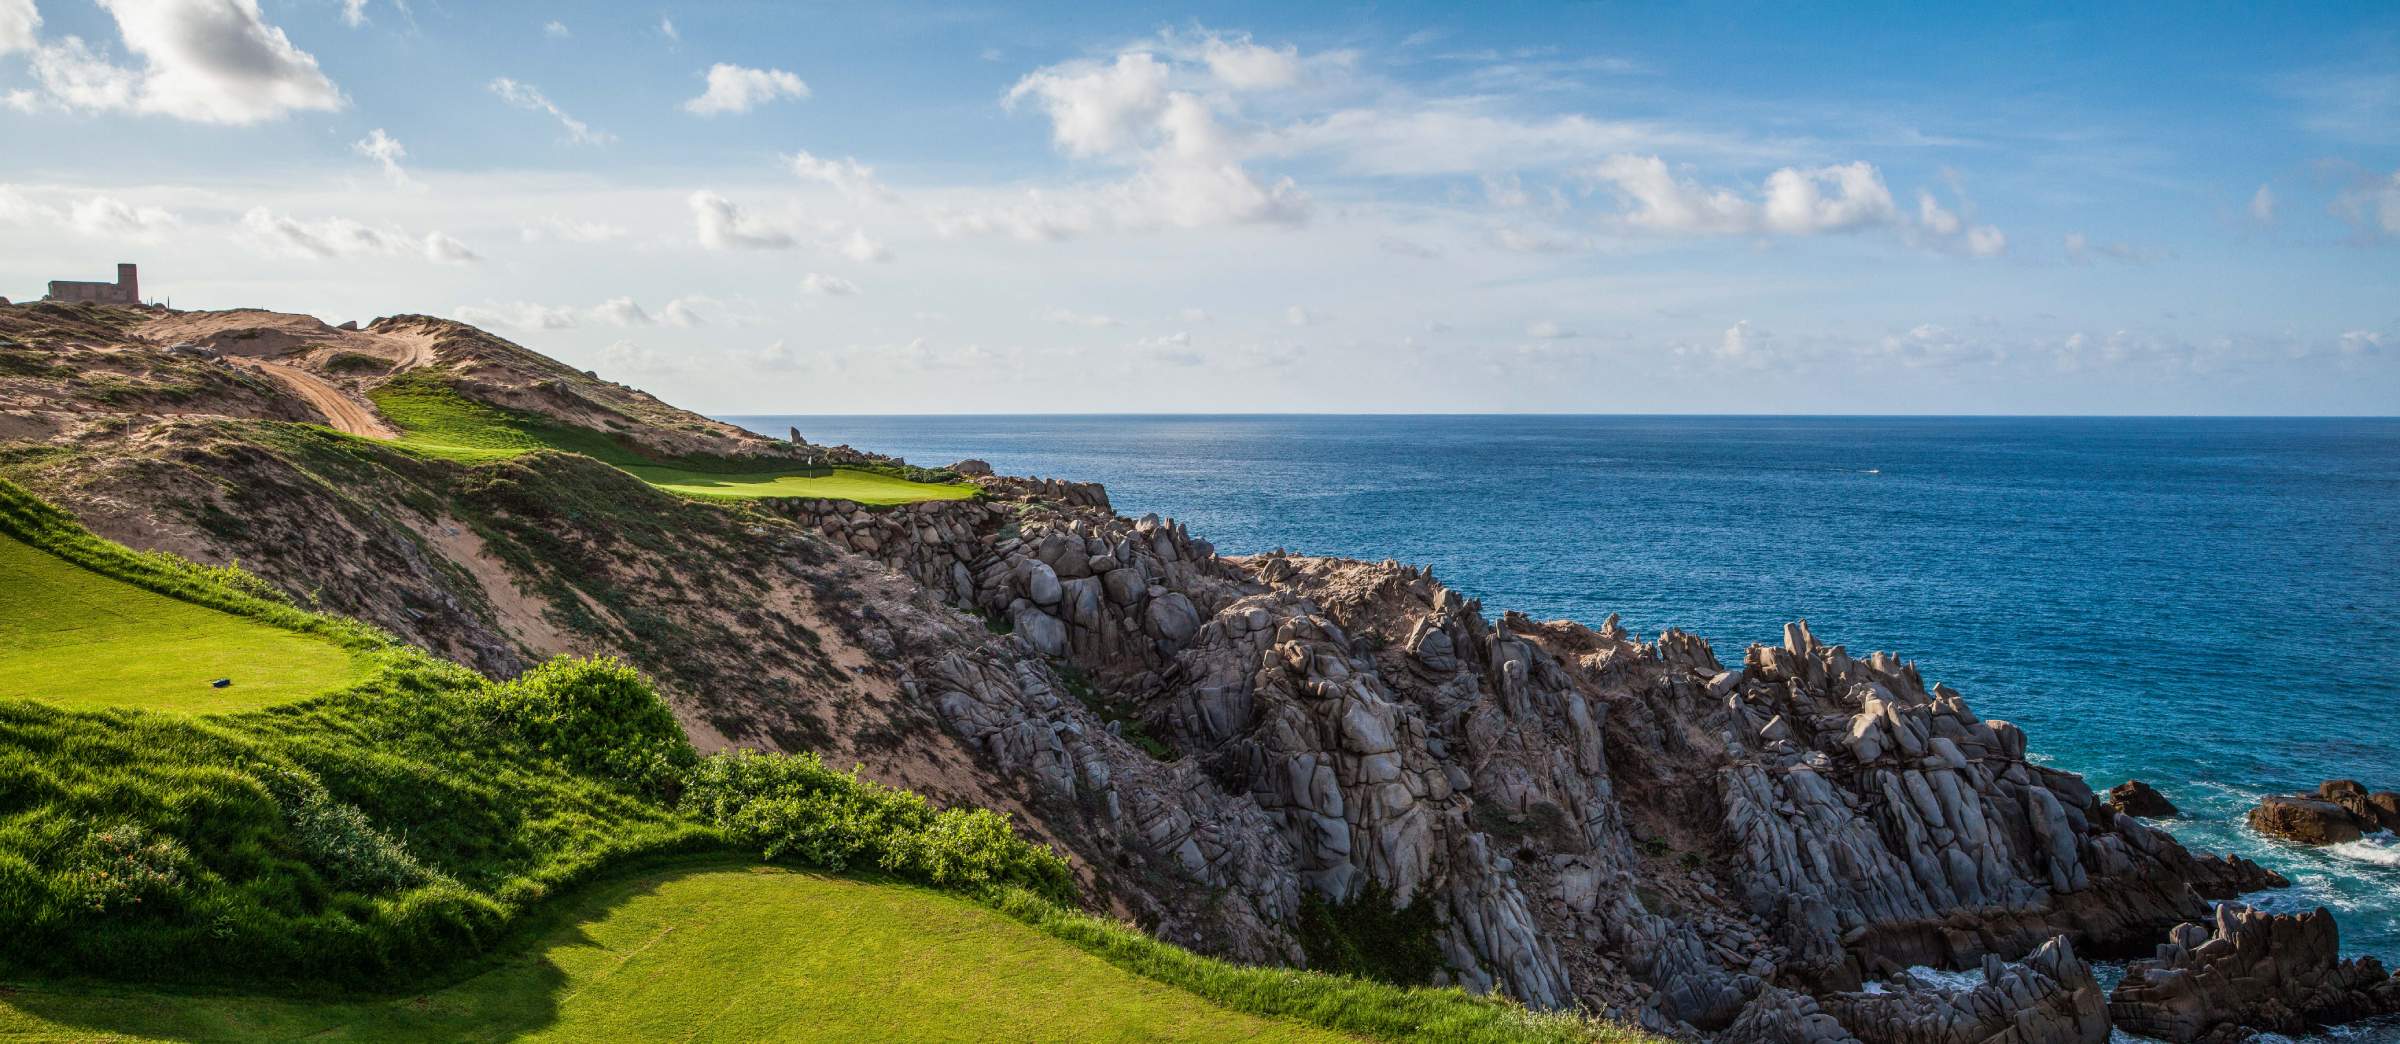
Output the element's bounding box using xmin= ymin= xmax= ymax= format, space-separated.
xmin=273 ymin=775 xmax=432 ymax=893
xmin=682 ymin=751 xmax=1073 ymax=904
xmin=469 ymin=656 xmax=697 ymax=798
xmin=1297 ymin=880 xmax=1444 ymax=987
xmin=64 ymin=822 xmax=193 ymax=916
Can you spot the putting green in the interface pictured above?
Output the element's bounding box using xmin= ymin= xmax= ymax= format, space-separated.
xmin=0 ymin=865 xmax=1352 ymax=1042
xmin=0 ymin=534 xmax=367 ymax=713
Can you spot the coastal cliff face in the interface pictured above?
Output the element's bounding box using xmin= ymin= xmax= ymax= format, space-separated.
xmin=3 ymin=304 xmax=2354 ymax=1041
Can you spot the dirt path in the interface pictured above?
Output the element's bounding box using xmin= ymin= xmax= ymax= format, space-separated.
xmin=236 ymin=359 xmax=399 ymax=438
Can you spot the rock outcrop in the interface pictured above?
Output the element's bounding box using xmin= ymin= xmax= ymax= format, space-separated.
xmin=2106 ymin=779 xmax=2178 ymax=819
xmin=2108 ymin=904 xmax=2400 ymax=1042
xmin=2248 ymin=780 xmax=2400 ymax=846
xmin=1820 ymin=936 xmax=2111 ymax=1044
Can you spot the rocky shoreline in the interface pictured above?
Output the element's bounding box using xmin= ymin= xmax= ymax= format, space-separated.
xmin=771 ymin=470 xmax=2393 ymax=1041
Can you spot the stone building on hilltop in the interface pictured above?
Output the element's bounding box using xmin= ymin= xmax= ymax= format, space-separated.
xmin=44 ymin=264 xmax=141 ymax=305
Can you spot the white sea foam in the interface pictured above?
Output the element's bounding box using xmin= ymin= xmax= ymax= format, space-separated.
xmin=2327 ymin=831 xmax=2400 ymax=868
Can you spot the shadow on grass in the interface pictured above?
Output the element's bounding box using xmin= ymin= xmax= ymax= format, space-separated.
xmin=0 ymin=856 xmax=749 ymax=1043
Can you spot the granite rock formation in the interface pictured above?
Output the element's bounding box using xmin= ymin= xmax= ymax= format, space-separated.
xmin=2108 ymin=904 xmax=2400 ymax=1042
xmin=2106 ymin=780 xmax=2178 ymax=819
xmin=2248 ymin=780 xmax=2400 ymax=846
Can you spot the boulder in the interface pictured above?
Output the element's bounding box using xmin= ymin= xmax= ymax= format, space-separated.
xmin=1143 ymin=592 xmax=1201 ymax=644
xmin=2104 ymin=779 xmax=2178 ymax=819
xmin=2108 ymin=904 xmax=2400 ymax=1042
xmin=951 ymin=458 xmax=994 ymax=477
xmin=1820 ymin=936 xmax=2110 ymax=1044
xmin=2249 ymin=794 xmax=2366 ymax=845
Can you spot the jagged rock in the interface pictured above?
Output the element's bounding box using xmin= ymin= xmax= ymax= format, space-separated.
xmin=1818 ymin=936 xmax=2109 ymax=1044
xmin=2108 ymin=904 xmax=2400 ymax=1042
xmin=951 ymin=458 xmax=994 ymax=477
xmin=2106 ymin=779 xmax=2178 ymax=818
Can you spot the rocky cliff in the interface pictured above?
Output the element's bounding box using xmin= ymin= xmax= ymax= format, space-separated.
xmin=4 ymin=301 xmax=2374 ymax=1042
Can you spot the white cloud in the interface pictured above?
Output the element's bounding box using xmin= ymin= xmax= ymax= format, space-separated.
xmin=658 ymin=16 xmax=677 ymax=42
xmin=520 ymin=216 xmax=626 ymax=243
xmin=1179 ymin=307 xmax=1213 ymax=323
xmin=1964 ymin=225 xmax=2006 ymax=257
xmin=661 ymin=297 xmax=707 ymax=327
xmin=542 ymin=20 xmax=569 ymax=39
xmin=240 ymin=206 xmax=475 ymax=263
xmin=786 ymin=151 xmax=892 ymax=201
xmin=2064 ymin=231 xmax=2155 ymax=264
xmin=989 ymin=47 xmax=1308 ymax=235
xmin=2249 ymin=184 xmax=2276 ymax=224
xmin=1 ymin=0 xmax=39 ymax=54
xmin=1045 ymin=308 xmax=1120 ymax=328
xmin=352 ymin=128 xmax=414 ymax=188
xmin=19 ymin=0 xmax=347 ymax=124
xmin=1197 ymin=33 xmax=1300 ymax=90
xmin=490 ymin=78 xmax=611 ymax=144
xmin=837 ymin=226 xmax=891 ymax=262
xmin=339 ymin=0 xmax=367 ymax=29
xmin=800 ymin=272 xmax=859 ymax=296
xmin=2338 ymin=330 xmax=2386 ymax=356
xmin=688 ymin=190 xmax=795 ymax=250
xmin=592 ymin=296 xmax=654 ymax=326
xmin=1525 ymin=320 xmax=1574 ymax=339
xmin=455 ymin=302 xmax=578 ymax=330
xmin=683 ymin=63 xmax=808 ymax=115
xmin=1718 ymin=320 xmax=1755 ymax=362
xmin=1917 ymin=191 xmax=1962 ymax=236
xmin=1285 ymin=304 xmax=1320 ymax=326
xmin=66 ymin=195 xmax=178 ymax=239
xmin=2332 ymin=169 xmax=2400 ymax=238
xmin=1585 ymin=155 xmax=1898 ymax=237
xmin=600 ymin=338 xmax=676 ymax=374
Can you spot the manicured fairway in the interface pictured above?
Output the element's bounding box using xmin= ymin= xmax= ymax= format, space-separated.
xmin=0 ymin=865 xmax=1353 ymax=1043
xmin=0 ymin=535 xmax=366 ymax=713
xmin=367 ymin=373 xmax=975 ymax=504
xmin=624 ymin=464 xmax=981 ymax=504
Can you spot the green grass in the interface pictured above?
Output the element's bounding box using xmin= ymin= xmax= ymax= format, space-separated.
xmin=0 ymin=863 xmax=1353 ymax=1042
xmin=624 ymin=464 xmax=979 ymax=504
xmin=0 ymin=534 xmax=369 ymax=713
xmin=367 ymin=371 xmax=973 ymax=504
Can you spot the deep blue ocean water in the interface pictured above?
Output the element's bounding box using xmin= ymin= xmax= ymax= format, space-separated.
xmin=728 ymin=414 xmax=2400 ymax=964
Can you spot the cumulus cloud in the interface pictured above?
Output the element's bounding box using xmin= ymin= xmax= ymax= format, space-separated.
xmin=786 ymin=151 xmax=892 ymax=201
xmin=661 ymin=298 xmax=707 ymax=327
xmin=683 ymin=63 xmax=808 ymax=115
xmin=1913 ymin=186 xmax=2004 ymax=256
xmin=1717 ymin=320 xmax=1759 ymax=363
xmin=352 ymin=128 xmax=414 ymax=188
xmin=1 ymin=0 xmax=38 ymax=54
xmin=8 ymin=0 xmax=342 ymax=123
xmin=1196 ymin=32 xmax=1301 ymax=90
xmin=2249 ymin=184 xmax=2276 ymax=224
xmin=688 ymin=190 xmax=795 ymax=250
xmin=240 ymin=206 xmax=475 ymax=263
xmin=800 ymin=272 xmax=859 ymax=296
xmin=592 ymin=296 xmax=654 ymax=326
xmin=339 ymin=0 xmax=367 ymax=28
xmin=67 ymin=195 xmax=179 ymax=239
xmin=542 ymin=20 xmax=568 ymax=39
xmin=1585 ymin=155 xmax=1898 ymax=236
xmin=978 ymin=45 xmax=1309 ymax=236
xmin=836 ymin=226 xmax=891 ymax=262
xmin=490 ymin=78 xmax=611 ymax=144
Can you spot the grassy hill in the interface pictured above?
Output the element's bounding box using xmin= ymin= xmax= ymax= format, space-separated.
xmin=0 ymin=864 xmax=1349 ymax=1042
xmin=0 ymin=477 xmax=1629 ymax=1043
xmin=367 ymin=371 xmax=974 ymax=505
xmin=0 ymin=533 xmax=368 ymax=713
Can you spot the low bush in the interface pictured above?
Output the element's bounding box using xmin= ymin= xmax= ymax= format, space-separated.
xmin=682 ymin=750 xmax=1074 ymax=904
xmin=470 ymin=656 xmax=696 ymax=799
xmin=1297 ymin=880 xmax=1445 ymax=987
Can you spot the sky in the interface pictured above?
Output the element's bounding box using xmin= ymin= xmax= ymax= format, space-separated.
xmin=2 ymin=1 xmax=2397 ymax=415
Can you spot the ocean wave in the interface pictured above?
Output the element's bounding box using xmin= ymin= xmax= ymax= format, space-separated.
xmin=2328 ymin=832 xmax=2400 ymax=868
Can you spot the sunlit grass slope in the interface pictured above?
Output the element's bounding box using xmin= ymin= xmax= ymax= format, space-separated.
xmin=367 ymin=372 xmax=974 ymax=504
xmin=0 ymin=864 xmax=1351 ymax=1042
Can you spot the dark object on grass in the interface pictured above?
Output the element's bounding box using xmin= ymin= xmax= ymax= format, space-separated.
xmin=211 ymin=678 xmax=232 ymax=688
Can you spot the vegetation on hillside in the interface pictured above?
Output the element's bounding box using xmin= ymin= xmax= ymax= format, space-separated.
xmin=366 ymin=370 xmax=974 ymax=503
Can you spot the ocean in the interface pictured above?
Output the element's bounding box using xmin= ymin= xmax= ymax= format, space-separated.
xmin=726 ymin=414 xmax=2400 ymax=966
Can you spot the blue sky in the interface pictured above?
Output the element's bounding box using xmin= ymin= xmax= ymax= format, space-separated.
xmin=3 ymin=1 xmax=2396 ymax=413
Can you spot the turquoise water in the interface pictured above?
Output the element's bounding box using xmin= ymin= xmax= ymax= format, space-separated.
xmin=730 ymin=414 xmax=2400 ymax=962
